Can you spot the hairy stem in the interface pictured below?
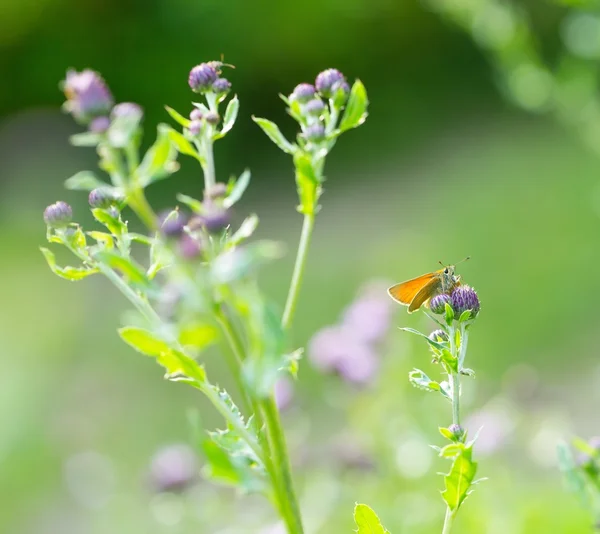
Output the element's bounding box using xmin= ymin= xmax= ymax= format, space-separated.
xmin=282 ymin=213 xmax=315 ymax=330
xmin=442 ymin=508 xmax=455 ymax=534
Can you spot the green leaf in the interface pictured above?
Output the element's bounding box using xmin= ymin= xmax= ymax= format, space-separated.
xmin=176 ymin=193 xmax=204 ymax=214
xmin=409 ymin=369 xmax=449 ymax=398
xmin=440 ymin=349 xmax=458 ymax=373
xmin=92 ymin=208 xmax=127 ymax=236
xmin=179 ymin=323 xmax=219 ymax=350
xmin=223 ymin=169 xmax=251 ymax=208
xmin=281 ymin=348 xmax=303 ymax=378
xmin=95 ymin=251 xmax=149 ymax=287
xmin=445 ymin=302 xmax=455 ymax=325
xmin=214 ymin=95 xmax=239 ymax=140
xmin=138 ymin=124 xmax=179 ymax=185
xmin=339 ymin=80 xmax=369 ymax=132
xmin=228 ymin=214 xmax=259 ymax=247
xmin=64 ymin=171 xmax=109 ymax=191
xmin=118 ymin=326 xmax=172 ymax=356
xmin=157 ymin=349 xmax=206 ymax=383
xmin=165 ymin=105 xmax=191 ymax=128
xmin=439 ymin=443 xmax=465 ymax=458
xmin=441 ymin=444 xmax=478 ymax=512
xmin=166 ymin=127 xmax=204 ymax=162
xmin=252 ymin=117 xmax=297 ymax=154
xmin=400 ymin=327 xmax=447 ymax=352
xmin=87 ymin=231 xmax=114 ymax=249
xmin=294 ymin=152 xmax=320 ymax=215
xmin=40 ymin=247 xmax=100 ymax=281
xmin=70 ymin=131 xmax=102 ymax=147
xmin=458 ymin=309 xmax=473 ymax=323
xmin=440 ymin=427 xmax=456 ymax=441
xmin=353 ymin=503 xmax=390 ymax=534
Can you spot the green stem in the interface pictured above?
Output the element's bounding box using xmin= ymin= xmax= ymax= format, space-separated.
xmin=202 ymin=136 xmax=216 ymax=191
xmin=442 ymin=507 xmax=455 ymax=534
xmin=281 ymin=213 xmax=315 ymax=330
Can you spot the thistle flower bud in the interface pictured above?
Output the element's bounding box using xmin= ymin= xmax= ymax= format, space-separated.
xmin=62 ymin=69 xmax=114 ymax=124
xmin=429 ymin=329 xmax=449 ymax=342
xmin=315 ymin=69 xmax=346 ymax=99
xmin=205 ymin=111 xmax=220 ymax=125
xmin=178 ymin=234 xmax=203 ymax=259
xmin=188 ymin=63 xmax=218 ymax=93
xmin=448 ymin=424 xmax=465 ymax=441
xmin=303 ymin=123 xmax=326 ymax=143
xmin=43 ymin=201 xmax=73 ymax=228
xmin=88 ymin=188 xmax=120 ymax=209
xmin=111 ymin=102 xmax=143 ymax=122
xmin=189 ymin=205 xmax=230 ymax=234
xmin=205 ymin=182 xmax=228 ymax=200
xmin=89 ymin=116 xmax=110 ymax=133
xmin=291 ymin=83 xmax=316 ymax=103
xmin=190 ymin=109 xmax=203 ymax=121
xmin=159 ymin=210 xmax=187 ymax=237
xmin=304 ymin=99 xmax=326 ymax=117
xmin=189 ymin=120 xmax=203 ymax=136
xmin=429 ymin=294 xmax=451 ymax=314
xmin=212 ymin=78 xmax=232 ymax=96
xmin=450 ymin=285 xmax=480 ymax=317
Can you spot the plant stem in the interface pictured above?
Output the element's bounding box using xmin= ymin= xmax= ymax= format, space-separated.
xmin=202 ymin=137 xmax=216 ymax=191
xmin=442 ymin=508 xmax=455 ymax=534
xmin=282 ymin=213 xmax=315 ymax=330
xmin=128 ymin=187 xmax=158 ymax=231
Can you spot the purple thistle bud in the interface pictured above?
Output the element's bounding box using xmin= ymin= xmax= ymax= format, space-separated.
xmin=190 ymin=205 xmax=230 ymax=233
xmin=159 ymin=210 xmax=187 ymax=237
xmin=315 ymin=69 xmax=346 ymax=98
xmin=429 ymin=293 xmax=451 ymax=314
xmin=448 ymin=423 xmax=465 ymax=441
xmin=204 ymin=111 xmax=220 ymax=125
xmin=303 ymin=123 xmax=326 ymax=143
xmin=88 ymin=188 xmax=119 ymax=209
xmin=149 ymin=444 xmax=198 ymax=493
xmin=450 ymin=285 xmax=481 ymax=317
xmin=89 ymin=116 xmax=110 ymax=133
xmin=111 ymin=102 xmax=143 ymax=122
xmin=204 ymin=182 xmax=228 ymax=200
xmin=189 ymin=120 xmax=203 ymax=136
xmin=43 ymin=201 xmax=72 ymax=228
xmin=429 ymin=329 xmax=449 ymax=342
xmin=190 ymin=109 xmax=203 ymax=122
xmin=304 ymin=99 xmax=326 ymax=117
xmin=62 ymin=69 xmax=114 ymax=124
xmin=212 ymin=78 xmax=232 ymax=95
xmin=188 ymin=63 xmax=218 ymax=93
xmin=291 ymin=83 xmax=316 ymax=103
xmin=178 ymin=234 xmax=203 ymax=259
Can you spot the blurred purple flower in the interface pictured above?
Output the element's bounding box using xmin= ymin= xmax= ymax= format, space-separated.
xmin=274 ymin=376 xmax=294 ymax=411
xmin=89 ymin=116 xmax=110 ymax=133
xmin=149 ymin=444 xmax=198 ymax=493
xmin=178 ymin=234 xmax=203 ymax=259
xmin=62 ymin=69 xmax=113 ymax=123
xmin=342 ymin=296 xmax=393 ymax=344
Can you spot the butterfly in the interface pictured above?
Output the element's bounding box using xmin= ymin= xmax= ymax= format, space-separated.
xmin=387 ymin=259 xmax=469 ymax=313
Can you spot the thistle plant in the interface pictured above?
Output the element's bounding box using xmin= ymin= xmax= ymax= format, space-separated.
xmin=397 ymin=285 xmax=483 ymax=534
xmin=41 ymin=62 xmax=368 ymax=533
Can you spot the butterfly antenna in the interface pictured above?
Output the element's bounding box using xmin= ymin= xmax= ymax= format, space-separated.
xmin=456 ymin=256 xmax=471 ymax=265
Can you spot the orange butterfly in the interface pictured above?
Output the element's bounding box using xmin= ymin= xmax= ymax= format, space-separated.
xmin=388 ymin=259 xmax=469 ymax=313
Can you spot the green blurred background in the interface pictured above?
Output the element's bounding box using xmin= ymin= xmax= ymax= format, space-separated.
xmin=2 ymin=0 xmax=600 ymax=532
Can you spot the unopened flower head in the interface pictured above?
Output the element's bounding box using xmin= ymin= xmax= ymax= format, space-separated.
xmin=450 ymin=285 xmax=480 ymax=317
xmin=188 ymin=63 xmax=218 ymax=93
xmin=160 ymin=210 xmax=187 ymax=238
xmin=212 ymin=78 xmax=232 ymax=96
xmin=304 ymin=99 xmax=326 ymax=117
xmin=205 ymin=182 xmax=228 ymax=200
xmin=291 ymin=83 xmax=316 ymax=103
xmin=448 ymin=423 xmax=465 ymax=441
xmin=88 ymin=188 xmax=121 ymax=209
xmin=189 ymin=120 xmax=203 ymax=136
xmin=62 ymin=69 xmax=113 ymax=124
xmin=303 ymin=123 xmax=326 ymax=143
xmin=429 ymin=329 xmax=449 ymax=342
xmin=89 ymin=116 xmax=110 ymax=133
xmin=111 ymin=102 xmax=143 ymax=122
xmin=205 ymin=111 xmax=220 ymax=125
xmin=43 ymin=201 xmax=73 ymax=228
xmin=315 ymin=69 xmax=346 ymax=99
xmin=189 ymin=204 xmax=230 ymax=234
xmin=429 ymin=293 xmax=451 ymax=314
xmin=190 ymin=109 xmax=203 ymax=122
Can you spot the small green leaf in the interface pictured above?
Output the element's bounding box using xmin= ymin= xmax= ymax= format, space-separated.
xmin=458 ymin=310 xmax=473 ymax=323
xmin=166 ymin=127 xmax=204 ymax=162
xmin=157 ymin=349 xmax=206 ymax=383
xmin=138 ymin=124 xmax=179 ymax=185
xmin=252 ymin=117 xmax=297 ymax=154
xmin=108 ymin=111 xmax=142 ymax=148
xmin=339 ymin=80 xmax=369 ymax=132
xmin=572 ymin=437 xmax=600 ymax=459
xmin=440 ymin=443 xmax=465 ymax=458
xmin=461 ymin=367 xmax=475 ymax=377
xmin=92 ymin=208 xmax=127 ymax=236
xmin=215 ymin=95 xmax=239 ymax=140
xmin=353 ymin=503 xmax=390 ymax=534
xmin=64 ymin=171 xmax=109 ymax=191
xmin=95 ymin=251 xmax=149 ymax=287
xmin=223 ymin=169 xmax=251 ymax=208
xmin=118 ymin=326 xmax=172 ymax=356
xmin=165 ymin=105 xmax=191 ymax=128
xmin=87 ymin=231 xmax=114 ymax=249
xmin=179 ymin=323 xmax=219 ymax=350
xmin=400 ymin=327 xmax=447 ymax=352
xmin=441 ymin=444 xmax=478 ymax=512
xmin=70 ymin=131 xmax=102 ymax=147
xmin=440 ymin=349 xmax=458 ymax=373
xmin=40 ymin=247 xmax=100 ymax=281
xmin=440 ymin=427 xmax=456 ymax=441
xmin=228 ymin=214 xmax=259 ymax=247
xmin=294 ymin=153 xmax=320 ymax=215
xmin=176 ymin=193 xmax=203 ymax=214
xmin=409 ymin=369 xmax=449 ymax=398
xmin=445 ymin=302 xmax=455 ymax=325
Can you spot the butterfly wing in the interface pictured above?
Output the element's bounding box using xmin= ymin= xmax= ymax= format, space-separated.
xmin=388 ymin=272 xmax=438 ymax=305
xmin=408 ymin=277 xmax=441 ymax=312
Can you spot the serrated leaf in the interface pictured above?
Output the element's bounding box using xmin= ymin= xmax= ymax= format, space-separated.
xmin=166 ymin=127 xmax=204 ymax=162
xmin=40 ymin=247 xmax=99 ymax=281
xmin=228 ymin=214 xmax=259 ymax=247
xmin=252 ymin=117 xmax=297 ymax=154
xmin=439 ymin=427 xmax=456 ymax=441
xmin=214 ymin=96 xmax=239 ymax=140
xmin=165 ymin=105 xmax=191 ymax=128
xmin=70 ymin=131 xmax=102 ymax=147
xmin=95 ymin=250 xmax=149 ymax=287
xmin=339 ymin=80 xmax=369 ymax=132
xmin=353 ymin=503 xmax=390 ymax=534
xmin=64 ymin=171 xmax=109 ymax=191
xmin=441 ymin=444 xmax=478 ymax=512
xmin=138 ymin=124 xmax=179 ymax=185
xmin=223 ymin=169 xmax=250 ymax=209
xmin=440 ymin=349 xmax=458 ymax=373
